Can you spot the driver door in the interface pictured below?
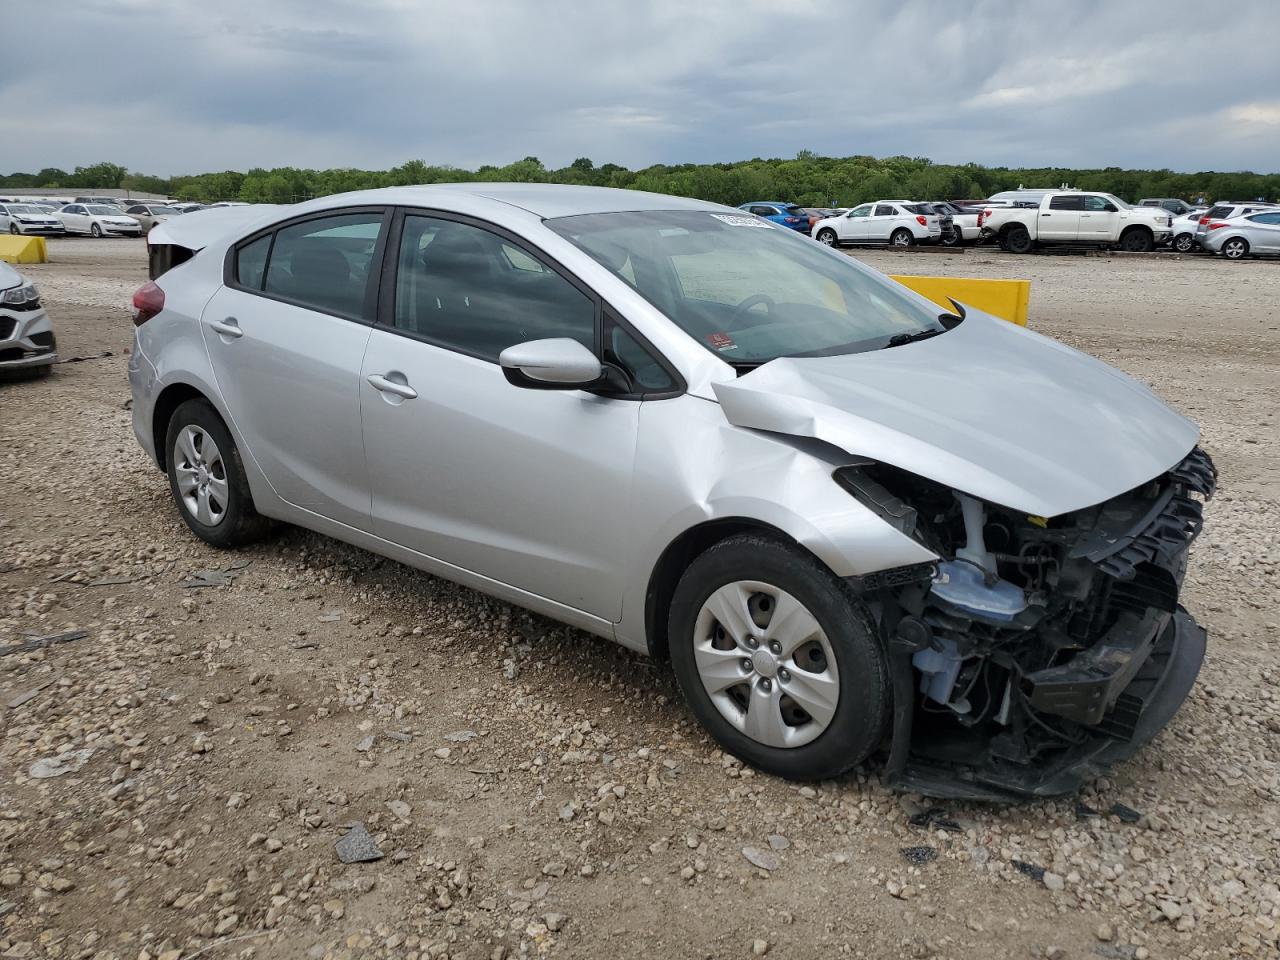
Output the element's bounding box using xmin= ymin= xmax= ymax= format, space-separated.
xmin=1078 ymin=195 xmax=1121 ymax=241
xmin=839 ymin=204 xmax=872 ymax=242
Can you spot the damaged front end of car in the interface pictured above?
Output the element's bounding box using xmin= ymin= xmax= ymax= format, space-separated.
xmin=845 ymin=446 xmax=1217 ymax=801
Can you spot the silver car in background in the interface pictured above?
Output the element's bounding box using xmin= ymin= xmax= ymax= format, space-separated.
xmin=1199 ymin=209 xmax=1280 ymax=259
xmin=0 ymin=260 xmax=57 ymax=376
xmin=128 ymin=184 xmax=1215 ymax=799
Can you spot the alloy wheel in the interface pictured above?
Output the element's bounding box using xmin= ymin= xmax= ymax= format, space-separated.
xmin=693 ymin=580 xmax=840 ymax=749
xmin=1224 ymin=239 xmax=1247 ymax=260
xmin=817 ymin=230 xmax=836 ymax=246
xmin=172 ymin=425 xmax=229 ymax=526
xmin=1173 ymin=234 xmax=1194 ymax=253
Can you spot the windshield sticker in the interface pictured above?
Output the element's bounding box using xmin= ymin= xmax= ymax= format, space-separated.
xmin=710 ymin=213 xmax=773 ymax=228
xmin=707 ymin=332 xmax=737 ymax=351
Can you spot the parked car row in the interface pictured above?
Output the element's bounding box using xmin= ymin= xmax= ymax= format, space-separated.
xmin=0 ymin=198 xmax=250 ymax=238
xmin=731 ymin=189 xmax=1280 ymax=260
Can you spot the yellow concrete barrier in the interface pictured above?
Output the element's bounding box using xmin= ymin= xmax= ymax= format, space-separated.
xmin=890 ymin=275 xmax=1030 ymax=326
xmin=0 ymin=235 xmax=49 ymax=264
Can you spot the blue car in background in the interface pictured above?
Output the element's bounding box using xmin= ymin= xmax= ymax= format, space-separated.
xmin=737 ymin=201 xmax=811 ymax=232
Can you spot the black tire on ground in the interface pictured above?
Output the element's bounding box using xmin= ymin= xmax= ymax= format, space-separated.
xmin=1004 ymin=226 xmax=1033 ymax=254
xmin=1222 ymin=238 xmax=1249 ymax=260
xmin=890 ymin=228 xmax=914 ymax=248
xmin=90 ymin=223 xmax=102 ymax=238
xmin=7 ymin=224 xmax=18 ymax=235
xmin=816 ymin=228 xmax=838 ymax=247
xmin=1173 ymin=233 xmax=1196 ymax=253
xmin=667 ymin=534 xmax=891 ymax=781
xmin=1119 ymin=228 xmax=1154 ymax=252
xmin=940 ymin=229 xmax=963 ymax=247
xmin=164 ymin=398 xmax=271 ymax=548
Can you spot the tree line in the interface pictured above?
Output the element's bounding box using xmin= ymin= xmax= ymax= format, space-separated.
xmin=3 ymin=154 xmax=1277 ymax=206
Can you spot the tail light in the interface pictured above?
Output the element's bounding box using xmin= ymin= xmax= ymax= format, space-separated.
xmin=784 ymin=216 xmax=799 ymax=224
xmin=1207 ymin=221 xmax=1230 ymax=230
xmin=916 ymin=215 xmax=928 ymax=227
xmin=132 ymin=281 xmax=164 ymax=326
xmin=1199 ymin=216 xmax=1211 ymax=224
xmin=978 ymin=209 xmax=989 ymax=227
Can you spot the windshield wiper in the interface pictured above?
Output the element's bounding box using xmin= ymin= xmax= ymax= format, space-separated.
xmin=885 ymin=328 xmax=946 ymax=348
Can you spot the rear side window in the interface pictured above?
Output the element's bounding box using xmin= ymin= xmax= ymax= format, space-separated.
xmin=1050 ymin=195 xmax=1084 ymax=210
xmin=236 ymin=234 xmax=271 ymax=289
xmin=262 ymin=213 xmax=384 ymax=319
xmin=874 ymin=205 xmax=896 ymax=216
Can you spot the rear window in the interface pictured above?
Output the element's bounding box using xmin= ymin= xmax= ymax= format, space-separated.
xmin=902 ymin=204 xmax=931 ymax=214
xmin=1205 ymin=206 xmax=1232 ymax=219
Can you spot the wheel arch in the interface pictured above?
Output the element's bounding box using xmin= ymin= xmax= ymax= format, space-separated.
xmin=643 ymin=517 xmax=808 ymax=662
xmin=1120 ymin=223 xmax=1153 ymax=239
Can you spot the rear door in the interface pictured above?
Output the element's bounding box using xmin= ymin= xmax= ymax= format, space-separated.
xmin=200 ymin=208 xmax=388 ymax=530
xmin=61 ymin=204 xmax=89 ymax=233
xmin=1245 ymin=212 xmax=1280 ymax=251
xmin=1039 ymin=195 xmax=1082 ymax=240
xmin=1078 ymin=195 xmax=1121 ymax=241
xmin=867 ymin=204 xmax=899 ymax=242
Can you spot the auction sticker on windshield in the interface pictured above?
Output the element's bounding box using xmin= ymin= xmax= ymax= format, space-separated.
xmin=706 ymin=332 xmax=737 ymax=351
xmin=710 ymin=214 xmax=773 ymax=228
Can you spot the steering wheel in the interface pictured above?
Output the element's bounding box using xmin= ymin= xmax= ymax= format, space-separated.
xmin=731 ymin=293 xmax=776 ymax=324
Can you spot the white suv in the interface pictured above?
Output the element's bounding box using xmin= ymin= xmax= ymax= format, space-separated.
xmin=812 ymin=201 xmax=942 ymax=248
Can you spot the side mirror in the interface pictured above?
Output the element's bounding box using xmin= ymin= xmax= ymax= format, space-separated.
xmin=499 ymin=338 xmax=605 ymax=390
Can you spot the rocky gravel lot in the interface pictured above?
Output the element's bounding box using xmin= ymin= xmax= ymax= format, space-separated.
xmin=1 ymin=239 xmax=1277 ymax=960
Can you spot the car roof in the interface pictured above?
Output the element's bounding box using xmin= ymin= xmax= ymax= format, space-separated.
xmin=296 ymin=183 xmax=732 ymax=220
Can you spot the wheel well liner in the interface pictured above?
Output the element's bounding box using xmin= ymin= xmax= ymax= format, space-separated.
xmin=151 ymin=382 xmax=208 ymax=470
xmin=644 ymin=518 xmax=800 ymax=661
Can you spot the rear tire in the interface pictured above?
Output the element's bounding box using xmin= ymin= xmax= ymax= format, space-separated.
xmin=940 ymin=229 xmax=963 ymax=247
xmin=668 ymin=534 xmax=890 ymax=781
xmin=890 ymin=228 xmax=914 ymax=248
xmin=1119 ymin=228 xmax=1154 ymax=252
xmin=816 ymin=228 xmax=838 ymax=247
xmin=1172 ymin=232 xmax=1195 ymax=253
xmin=90 ymin=223 xmax=102 ymax=238
xmin=1222 ymin=237 xmax=1249 ymax=260
xmin=164 ymin=398 xmax=270 ymax=548
xmin=1004 ymin=226 xmax=1033 ymax=254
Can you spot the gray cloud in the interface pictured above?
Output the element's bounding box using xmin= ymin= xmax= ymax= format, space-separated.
xmin=2 ymin=0 xmax=1277 ymax=175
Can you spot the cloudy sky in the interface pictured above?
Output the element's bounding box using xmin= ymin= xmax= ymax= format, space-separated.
xmin=5 ymin=0 xmax=1279 ymax=176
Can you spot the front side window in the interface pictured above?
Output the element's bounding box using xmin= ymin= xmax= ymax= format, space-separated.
xmin=847 ymin=205 xmax=871 ymax=219
xmin=547 ymin=210 xmax=946 ymax=366
xmin=392 ymin=215 xmax=595 ymax=362
xmin=261 ymin=212 xmax=383 ymax=319
xmin=1082 ymin=196 xmax=1112 ymax=211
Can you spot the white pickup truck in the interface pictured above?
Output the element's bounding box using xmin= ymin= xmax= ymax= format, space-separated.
xmin=978 ymin=191 xmax=1173 ymax=253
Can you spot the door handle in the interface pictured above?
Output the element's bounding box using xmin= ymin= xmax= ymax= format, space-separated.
xmin=1041 ymin=213 xmax=1051 ymax=217
xmin=367 ymin=373 xmax=418 ymax=400
xmin=208 ymin=317 xmax=243 ymax=339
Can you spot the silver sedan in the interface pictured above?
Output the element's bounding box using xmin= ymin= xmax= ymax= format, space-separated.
xmin=1199 ymin=209 xmax=1280 ymax=259
xmin=128 ymin=184 xmax=1214 ymax=798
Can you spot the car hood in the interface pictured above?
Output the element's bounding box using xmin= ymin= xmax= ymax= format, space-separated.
xmin=710 ymin=309 xmax=1198 ymax=517
xmin=0 ymin=261 xmax=21 ymax=289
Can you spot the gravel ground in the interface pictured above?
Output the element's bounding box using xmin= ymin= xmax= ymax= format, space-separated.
xmin=1 ymin=238 xmax=1277 ymax=960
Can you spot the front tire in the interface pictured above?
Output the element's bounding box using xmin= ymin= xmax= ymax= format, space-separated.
xmin=890 ymin=228 xmax=914 ymax=248
xmin=1222 ymin=238 xmax=1249 ymax=260
xmin=816 ymin=228 xmax=838 ymax=247
xmin=1004 ymin=226 xmax=1033 ymax=254
xmin=668 ymin=534 xmax=890 ymax=781
xmin=1119 ymin=228 xmax=1154 ymax=252
xmin=164 ymin=398 xmax=270 ymax=548
xmin=7 ymin=224 xmax=18 ymax=235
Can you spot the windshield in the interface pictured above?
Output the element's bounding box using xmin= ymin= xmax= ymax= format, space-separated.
xmin=6 ymin=205 xmax=41 ymax=215
xmin=87 ymin=205 xmax=123 ymax=215
xmin=1102 ymin=194 xmax=1132 ymax=209
xmin=546 ymin=210 xmax=946 ymax=364
xmin=150 ymin=206 xmax=181 ymax=215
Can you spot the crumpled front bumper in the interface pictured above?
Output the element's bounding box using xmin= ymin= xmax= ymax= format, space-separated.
xmin=886 ymin=606 xmax=1205 ymax=801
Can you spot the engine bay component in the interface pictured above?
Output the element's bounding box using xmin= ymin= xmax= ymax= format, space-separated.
xmin=868 ymin=446 xmax=1216 ymax=800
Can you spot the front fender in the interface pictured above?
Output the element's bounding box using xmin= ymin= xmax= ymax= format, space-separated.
xmin=615 ymin=396 xmax=937 ymax=651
